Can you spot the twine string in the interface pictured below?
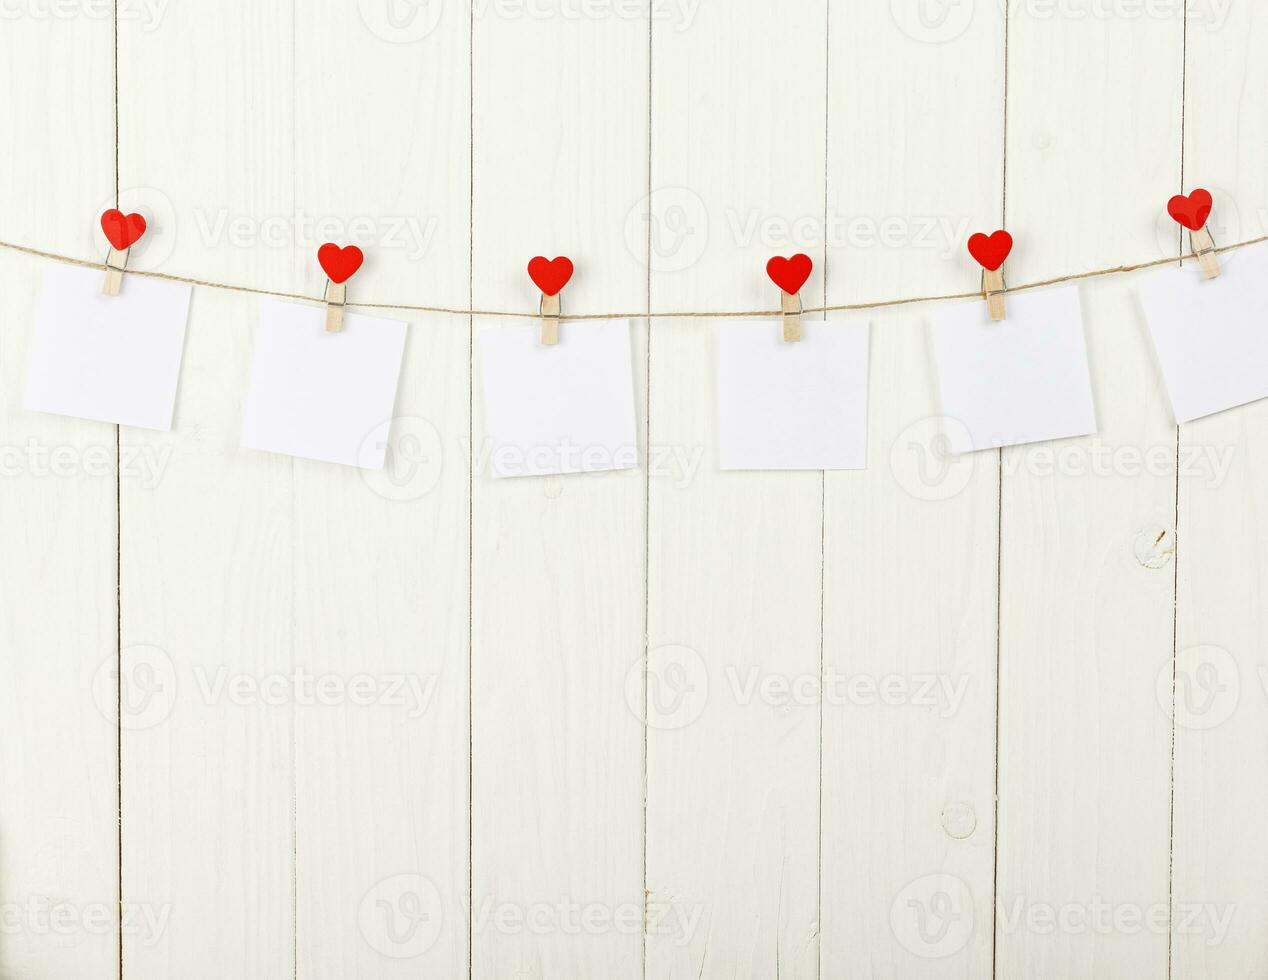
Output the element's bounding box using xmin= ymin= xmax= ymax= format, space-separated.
xmin=1 ymin=233 xmax=1260 ymax=321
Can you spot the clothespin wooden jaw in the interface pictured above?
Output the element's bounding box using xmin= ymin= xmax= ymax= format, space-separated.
xmin=316 ymin=243 xmax=364 ymax=334
xmin=1190 ymin=224 xmax=1220 ymax=279
xmin=765 ymin=254 xmax=812 ymax=343
xmin=1167 ymin=189 xmax=1220 ymax=279
xmin=99 ymin=208 xmax=147 ymax=296
xmin=982 ymin=266 xmax=1006 ymax=322
xmin=966 ymin=230 xmax=1013 ymax=323
xmin=539 ymin=292 xmax=561 ymax=346
xmin=780 ymin=290 xmax=802 ymax=342
xmin=526 ymin=256 xmax=574 ymax=346
xmin=324 ymin=279 xmax=346 ymax=333
xmin=102 ymin=247 xmax=128 ymax=296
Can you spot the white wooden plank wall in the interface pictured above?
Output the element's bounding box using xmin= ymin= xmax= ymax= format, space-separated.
xmin=1 ymin=2 xmax=1265 ymax=979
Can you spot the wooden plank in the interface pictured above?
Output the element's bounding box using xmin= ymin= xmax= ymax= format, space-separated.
xmin=469 ymin=7 xmax=648 ymax=978
xmin=645 ymin=2 xmax=824 ymax=976
xmin=1173 ymin=5 xmax=1268 ymax=975
xmin=116 ymin=7 xmax=297 ymax=977
xmin=821 ymin=5 xmax=1001 ymax=976
xmin=0 ymin=13 xmax=117 ymax=980
xmin=288 ymin=3 xmax=471 ymax=977
xmin=995 ymin=8 xmax=1182 ymax=978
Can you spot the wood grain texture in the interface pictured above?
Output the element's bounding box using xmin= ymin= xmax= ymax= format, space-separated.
xmin=0 ymin=14 xmax=117 ymax=979
xmin=646 ymin=2 xmax=824 ymax=976
xmin=117 ymin=7 xmax=297 ymax=978
xmin=997 ymin=6 xmax=1182 ymax=977
xmin=1174 ymin=5 xmax=1268 ymax=975
xmin=821 ymin=4 xmax=1002 ymax=977
xmin=289 ymin=3 xmax=471 ymax=978
xmin=469 ymin=6 xmax=648 ymax=978
xmin=4 ymin=4 xmax=1268 ymax=978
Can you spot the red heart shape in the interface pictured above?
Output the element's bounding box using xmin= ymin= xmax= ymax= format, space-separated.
xmin=527 ymin=256 xmax=574 ymax=296
xmin=967 ymin=230 xmax=1013 ymax=271
xmin=1168 ymin=189 xmax=1213 ymax=231
xmin=766 ymin=254 xmax=813 ymax=294
xmin=318 ymin=243 xmax=364 ymax=284
xmin=100 ymin=209 xmax=147 ymax=251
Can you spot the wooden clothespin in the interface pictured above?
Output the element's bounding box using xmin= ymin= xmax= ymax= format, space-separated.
xmin=527 ymin=255 xmax=574 ymax=346
xmin=317 ymin=243 xmax=364 ymax=332
xmin=1168 ymin=188 xmax=1220 ymax=279
xmin=765 ymin=254 xmax=813 ymax=342
xmin=967 ymin=230 xmax=1013 ymax=322
xmin=99 ymin=209 xmax=147 ymax=296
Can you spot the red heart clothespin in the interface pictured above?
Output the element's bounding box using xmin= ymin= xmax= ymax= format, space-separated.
xmin=318 ymin=243 xmax=364 ymax=333
xmin=1168 ymin=188 xmax=1219 ymax=279
xmin=766 ymin=254 xmax=812 ymax=342
xmin=528 ymin=256 xmax=573 ymax=346
xmin=100 ymin=208 xmax=147 ymax=296
xmin=967 ymin=230 xmax=1012 ymax=321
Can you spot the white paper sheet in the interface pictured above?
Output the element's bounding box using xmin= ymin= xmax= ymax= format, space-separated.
xmin=478 ymin=319 xmax=638 ymax=478
xmin=928 ymin=285 xmax=1097 ymax=454
xmin=716 ymin=318 xmax=870 ymax=470
xmin=24 ymin=263 xmax=192 ymax=430
xmin=242 ymin=299 xmax=407 ymax=469
xmin=1136 ymin=241 xmax=1268 ymax=423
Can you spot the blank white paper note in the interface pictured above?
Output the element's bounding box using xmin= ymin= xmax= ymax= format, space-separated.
xmin=24 ymin=262 xmax=192 ymax=430
xmin=928 ymin=285 xmax=1097 ymax=454
xmin=1137 ymin=241 xmax=1268 ymax=423
xmin=242 ymin=299 xmax=408 ymax=469
xmin=716 ymin=318 xmax=870 ymax=470
xmin=478 ymin=319 xmax=638 ymax=478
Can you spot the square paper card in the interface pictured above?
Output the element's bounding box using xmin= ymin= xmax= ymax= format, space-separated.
xmin=242 ymin=299 xmax=407 ymax=469
xmin=929 ymin=285 xmax=1097 ymax=454
xmin=478 ymin=319 xmax=637 ymax=478
xmin=25 ymin=262 xmax=192 ymax=430
xmin=1137 ymin=241 xmax=1268 ymax=423
xmin=717 ymin=318 xmax=870 ymax=470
